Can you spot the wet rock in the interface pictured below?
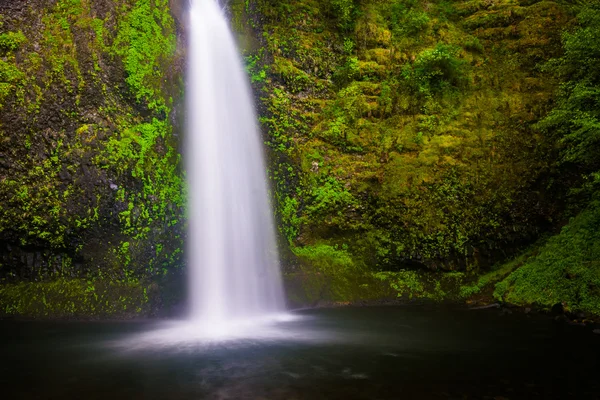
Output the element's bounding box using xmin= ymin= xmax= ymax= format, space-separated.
xmin=469 ymin=303 xmax=500 ymax=310
xmin=500 ymin=307 xmax=512 ymax=315
xmin=551 ymin=302 xmax=565 ymax=315
xmin=554 ymin=314 xmax=569 ymax=323
xmin=59 ymin=169 xmax=72 ymax=181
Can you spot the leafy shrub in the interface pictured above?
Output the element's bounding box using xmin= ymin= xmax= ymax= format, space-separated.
xmin=401 ymin=43 xmax=468 ymax=96
xmin=245 ymin=53 xmax=268 ymax=83
xmin=305 ymin=176 xmax=358 ymax=222
xmin=390 ymin=0 xmax=430 ymax=37
xmin=374 ymin=270 xmax=425 ymax=299
xmin=537 ymin=1 xmax=600 ymax=175
xmin=0 ymin=31 xmax=26 ymax=52
xmin=494 ymin=201 xmax=600 ymax=314
xmin=319 ymin=83 xmax=368 ymax=147
xmin=463 ymin=36 xmax=483 ymax=53
xmin=328 ymin=0 xmax=357 ymax=31
xmin=294 ymin=244 xmax=356 ymax=274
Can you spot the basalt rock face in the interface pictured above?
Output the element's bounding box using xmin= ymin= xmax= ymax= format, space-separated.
xmin=0 ymin=0 xmax=185 ymax=287
xmin=237 ymin=0 xmax=574 ymax=273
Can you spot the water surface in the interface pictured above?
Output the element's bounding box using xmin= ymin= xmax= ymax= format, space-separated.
xmin=1 ymin=306 xmax=598 ymax=399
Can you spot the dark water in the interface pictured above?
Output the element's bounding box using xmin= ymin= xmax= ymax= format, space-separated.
xmin=1 ymin=305 xmax=599 ymax=399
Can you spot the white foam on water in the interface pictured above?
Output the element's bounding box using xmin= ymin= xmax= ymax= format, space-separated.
xmin=112 ymin=314 xmax=326 ymax=352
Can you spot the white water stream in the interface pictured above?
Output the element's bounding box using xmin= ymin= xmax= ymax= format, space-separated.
xmin=185 ymin=0 xmax=286 ymax=327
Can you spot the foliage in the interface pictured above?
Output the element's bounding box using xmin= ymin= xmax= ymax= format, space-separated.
xmin=537 ymin=1 xmax=600 ymax=179
xmin=0 ymin=28 xmax=26 ymax=105
xmin=494 ymin=202 xmax=600 ymax=314
xmin=374 ymin=270 xmax=466 ymax=300
xmin=0 ymin=279 xmax=154 ymax=318
xmin=280 ymin=196 xmax=301 ymax=245
xmin=328 ymin=0 xmax=357 ymax=31
xmin=0 ymin=0 xmax=184 ymax=292
xmin=0 ymin=31 xmax=26 ymax=51
xmin=112 ymin=0 xmax=176 ymax=114
xmin=319 ymin=83 xmax=368 ymax=147
xmin=401 ymin=43 xmax=468 ymax=97
xmin=389 ymin=0 xmax=430 ymax=37
xmin=305 ymin=176 xmax=359 ymax=228
xmin=374 ymin=270 xmax=425 ymax=299
xmin=293 ymin=244 xmax=357 ymax=274
xmin=249 ymin=0 xmax=570 ymax=275
xmin=245 ymin=52 xmax=268 ymax=83
xmin=459 ymin=249 xmax=534 ymax=298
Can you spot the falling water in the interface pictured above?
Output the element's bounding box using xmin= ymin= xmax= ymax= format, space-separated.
xmin=186 ymin=0 xmax=286 ymax=324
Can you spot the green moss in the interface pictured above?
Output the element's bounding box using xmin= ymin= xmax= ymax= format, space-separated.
xmin=494 ymin=202 xmax=600 ymax=314
xmin=112 ymin=0 xmax=176 ymax=114
xmin=0 ymin=279 xmax=154 ymax=318
xmin=459 ymin=249 xmax=534 ymax=298
xmin=246 ymin=0 xmax=570 ymax=273
xmin=374 ymin=270 xmax=466 ymax=301
xmin=0 ymin=31 xmax=26 ymax=51
xmin=294 ymin=244 xmax=357 ymax=273
xmin=0 ymin=0 xmax=184 ymax=290
xmin=389 ymin=0 xmax=431 ymax=37
xmin=401 ymin=43 xmax=469 ymax=97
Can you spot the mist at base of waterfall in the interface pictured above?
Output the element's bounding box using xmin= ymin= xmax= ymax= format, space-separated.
xmin=114 ymin=313 xmax=307 ymax=350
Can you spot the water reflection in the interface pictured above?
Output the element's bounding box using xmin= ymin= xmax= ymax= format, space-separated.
xmin=1 ymin=306 xmax=599 ymax=399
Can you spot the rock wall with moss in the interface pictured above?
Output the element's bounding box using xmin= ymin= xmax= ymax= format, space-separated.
xmin=235 ymin=0 xmax=575 ymax=272
xmin=0 ymin=0 xmax=185 ymax=317
xmin=234 ymin=0 xmax=600 ymax=315
xmin=1 ymin=0 xmax=598 ymax=318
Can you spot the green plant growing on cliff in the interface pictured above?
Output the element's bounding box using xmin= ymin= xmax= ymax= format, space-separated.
xmin=389 ymin=0 xmax=430 ymax=37
xmin=0 ymin=28 xmax=26 ymax=105
xmin=294 ymin=244 xmax=356 ymax=274
xmin=0 ymin=60 xmax=24 ymax=101
xmin=374 ymin=270 xmax=425 ymax=299
xmin=112 ymin=0 xmax=176 ymax=114
xmin=401 ymin=43 xmax=468 ymax=97
xmin=494 ymin=201 xmax=600 ymax=315
xmin=0 ymin=31 xmax=26 ymax=51
xmin=305 ymin=176 xmax=358 ymax=228
xmin=319 ymin=83 xmax=368 ymax=148
xmin=0 ymin=278 xmax=152 ymax=318
xmin=235 ymin=0 xmax=568 ymax=281
xmin=280 ymin=196 xmax=301 ymax=246
xmin=328 ymin=0 xmax=357 ymax=31
xmin=537 ymin=1 xmax=600 ymax=185
xmin=245 ymin=52 xmax=268 ymax=83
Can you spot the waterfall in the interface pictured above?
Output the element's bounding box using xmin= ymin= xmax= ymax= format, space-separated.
xmin=186 ymin=0 xmax=286 ymax=323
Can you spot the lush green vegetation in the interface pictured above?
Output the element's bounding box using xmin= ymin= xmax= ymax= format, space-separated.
xmin=538 ymin=1 xmax=600 ymax=193
xmin=0 ymin=0 xmax=183 ymax=317
xmin=247 ymin=0 xmax=569 ymax=271
xmin=0 ymin=0 xmax=599 ymax=318
xmin=239 ymin=0 xmax=600 ymax=315
xmin=0 ymin=278 xmax=155 ymax=318
xmin=494 ymin=202 xmax=600 ymax=314
xmin=490 ymin=2 xmax=600 ymax=315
